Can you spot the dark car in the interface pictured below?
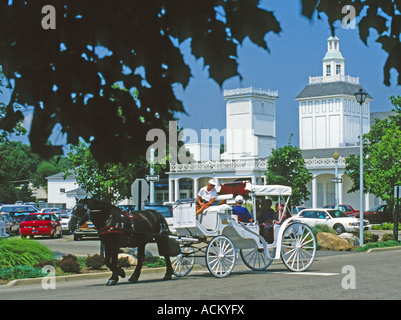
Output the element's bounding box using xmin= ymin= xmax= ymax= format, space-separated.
xmin=0 ymin=205 xmax=38 ymax=222
xmin=73 ymin=219 xmax=99 ymax=241
xmin=323 ymin=204 xmax=359 ymax=216
xmin=352 ymin=205 xmax=392 ymax=224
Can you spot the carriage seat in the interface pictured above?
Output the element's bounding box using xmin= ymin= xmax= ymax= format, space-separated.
xmin=197 ymin=207 xmax=219 ymax=231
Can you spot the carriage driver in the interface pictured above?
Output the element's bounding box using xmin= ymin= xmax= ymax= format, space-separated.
xmin=196 ymin=179 xmax=218 ymax=215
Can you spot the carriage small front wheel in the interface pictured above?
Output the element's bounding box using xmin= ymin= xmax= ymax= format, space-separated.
xmin=206 ymin=236 xmax=236 ymax=278
xmin=281 ymin=222 xmax=316 ymax=272
xmin=171 ymin=244 xmax=195 ymax=277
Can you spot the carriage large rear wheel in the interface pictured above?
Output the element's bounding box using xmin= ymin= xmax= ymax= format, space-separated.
xmin=206 ymin=236 xmax=236 ymax=278
xmin=240 ymin=246 xmax=275 ymax=271
xmin=281 ymin=222 xmax=316 ymax=272
xmin=171 ymin=244 xmax=195 ymax=277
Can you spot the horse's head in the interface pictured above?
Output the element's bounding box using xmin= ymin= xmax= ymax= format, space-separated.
xmin=68 ymin=199 xmax=90 ymax=233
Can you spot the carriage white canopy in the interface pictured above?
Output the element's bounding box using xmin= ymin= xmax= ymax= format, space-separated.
xmin=249 ymin=184 xmax=292 ymax=196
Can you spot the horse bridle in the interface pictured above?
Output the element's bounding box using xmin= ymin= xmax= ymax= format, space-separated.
xmin=71 ymin=204 xmax=102 ymax=229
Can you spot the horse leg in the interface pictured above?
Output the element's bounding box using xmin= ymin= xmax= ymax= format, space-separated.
xmin=128 ymin=243 xmax=145 ymax=283
xmin=106 ymin=238 xmax=124 ymax=286
xmin=163 ymin=255 xmax=174 ymax=281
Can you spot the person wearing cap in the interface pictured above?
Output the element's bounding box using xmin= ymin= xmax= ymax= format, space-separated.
xmin=196 ymin=179 xmax=218 ymax=215
xmin=232 ymin=195 xmax=253 ymax=223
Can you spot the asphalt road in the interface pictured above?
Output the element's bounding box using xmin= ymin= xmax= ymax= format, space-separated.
xmin=1 ymin=240 xmax=400 ymax=300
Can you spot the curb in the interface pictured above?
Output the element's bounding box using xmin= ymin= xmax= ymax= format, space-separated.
xmin=6 ymin=264 xmax=205 ymax=287
xmin=366 ymin=246 xmax=401 ymax=253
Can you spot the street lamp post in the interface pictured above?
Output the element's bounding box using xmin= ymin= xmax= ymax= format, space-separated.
xmin=355 ymin=89 xmax=368 ymax=247
xmin=333 ymin=151 xmax=340 ymax=210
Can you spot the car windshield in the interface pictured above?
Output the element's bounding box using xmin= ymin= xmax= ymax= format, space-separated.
xmin=327 ymin=210 xmax=348 ymax=218
xmin=24 ymin=214 xmax=54 ymax=221
xmin=0 ymin=206 xmax=36 ymax=213
xmin=13 ymin=212 xmax=31 ymax=219
xmin=144 ymin=205 xmax=172 ymax=217
xmin=367 ymin=205 xmax=382 ymax=213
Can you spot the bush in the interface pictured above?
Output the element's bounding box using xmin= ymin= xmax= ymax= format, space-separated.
xmin=58 ymin=254 xmax=81 ymax=273
xmin=86 ymin=254 xmax=104 ymax=270
xmin=363 ymin=231 xmax=379 ymax=244
xmin=117 ymin=256 xmax=131 ymax=268
xmin=0 ymin=238 xmax=54 ymax=267
xmin=143 ymin=256 xmax=166 ymax=268
xmin=0 ymin=265 xmax=46 ymax=280
xmin=312 ymin=224 xmax=336 ymax=236
xmin=354 ymin=240 xmax=401 ymax=252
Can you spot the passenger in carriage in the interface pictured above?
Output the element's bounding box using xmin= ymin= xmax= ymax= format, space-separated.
xmin=257 ymin=199 xmax=276 ymax=243
xmin=196 ymin=179 xmax=218 ymax=215
xmin=232 ymin=195 xmax=253 ymax=223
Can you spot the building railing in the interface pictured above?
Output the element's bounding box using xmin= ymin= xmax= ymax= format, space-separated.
xmin=309 ymin=75 xmax=359 ymax=85
xmin=223 ymin=87 xmax=279 ymax=98
xmin=170 ymin=159 xmax=269 ymax=173
xmin=169 ymin=157 xmax=346 ymax=173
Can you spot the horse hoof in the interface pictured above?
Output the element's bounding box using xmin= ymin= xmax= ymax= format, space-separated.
xmin=119 ymin=269 xmax=126 ymax=278
xmin=106 ymin=279 xmax=118 ymax=286
xmin=162 ymin=274 xmax=173 ymax=281
xmin=128 ymin=276 xmax=138 ymax=283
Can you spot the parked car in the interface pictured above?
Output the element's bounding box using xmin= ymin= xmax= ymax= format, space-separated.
xmin=0 ymin=204 xmax=38 ymax=222
xmin=59 ymin=213 xmax=71 ymax=234
xmin=323 ymin=204 xmax=359 ymax=216
xmin=143 ymin=204 xmax=176 ymax=234
xmin=73 ymin=219 xmax=99 ymax=241
xmin=296 ymin=208 xmax=371 ymax=234
xmin=0 ymin=214 xmax=8 ymax=237
xmin=1 ymin=213 xmax=19 ymax=235
xmin=291 ymin=206 xmax=307 ymax=215
xmin=351 ymin=204 xmax=392 ymax=224
xmin=20 ymin=212 xmax=62 ymax=239
xmin=117 ymin=205 xmax=136 ymax=213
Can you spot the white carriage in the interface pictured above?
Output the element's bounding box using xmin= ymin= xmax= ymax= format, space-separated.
xmin=171 ymin=181 xmax=317 ymax=278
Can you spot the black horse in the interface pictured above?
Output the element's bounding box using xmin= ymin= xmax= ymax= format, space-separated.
xmin=69 ymin=198 xmax=176 ymax=286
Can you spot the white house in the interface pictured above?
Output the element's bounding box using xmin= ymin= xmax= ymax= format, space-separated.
xmin=296 ymin=36 xmax=382 ymax=210
xmin=46 ymin=171 xmax=90 ymax=209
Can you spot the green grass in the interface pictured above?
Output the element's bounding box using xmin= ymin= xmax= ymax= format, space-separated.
xmin=0 ymin=238 xmax=55 ymax=268
xmin=354 ymin=240 xmax=401 ymax=252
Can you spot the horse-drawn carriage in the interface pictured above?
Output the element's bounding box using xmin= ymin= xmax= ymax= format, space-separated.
xmin=171 ymin=181 xmax=317 ymax=278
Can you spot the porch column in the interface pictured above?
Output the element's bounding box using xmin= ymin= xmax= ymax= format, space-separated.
xmin=193 ymin=178 xmax=199 ymax=199
xmin=168 ymin=178 xmax=174 ymax=202
xmin=312 ymin=175 xmax=317 ymax=208
xmin=174 ymin=178 xmax=180 ymax=201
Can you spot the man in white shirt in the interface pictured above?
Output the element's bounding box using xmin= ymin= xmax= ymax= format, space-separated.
xmin=196 ymin=179 xmax=218 ymax=215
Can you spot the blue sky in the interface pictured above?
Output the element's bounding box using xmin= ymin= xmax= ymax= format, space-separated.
xmin=174 ymin=0 xmax=400 ymax=148
xmin=2 ymin=0 xmax=401 ymax=151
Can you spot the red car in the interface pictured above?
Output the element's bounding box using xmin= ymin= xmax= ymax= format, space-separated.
xmin=20 ymin=213 xmax=62 ymax=239
xmin=323 ymin=205 xmax=359 ymax=216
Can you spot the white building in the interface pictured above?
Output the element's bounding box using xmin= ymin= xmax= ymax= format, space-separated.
xmin=296 ymin=36 xmax=382 ymax=210
xmin=167 ymin=87 xmax=279 ymax=202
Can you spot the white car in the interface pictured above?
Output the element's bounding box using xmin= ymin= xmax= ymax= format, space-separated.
xmin=59 ymin=213 xmax=71 ymax=234
xmin=296 ymin=208 xmax=371 ymax=234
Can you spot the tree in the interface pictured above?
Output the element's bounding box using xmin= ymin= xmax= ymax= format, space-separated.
xmin=1 ymin=1 xmax=400 ymax=164
xmin=345 ymin=95 xmax=401 ymax=213
xmin=65 ymin=142 xmax=140 ymax=204
xmin=265 ymin=143 xmax=313 ymax=206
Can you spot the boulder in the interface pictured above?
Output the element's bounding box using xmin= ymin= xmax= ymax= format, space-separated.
xmin=317 ymin=232 xmax=352 ymax=251
xmin=118 ymin=253 xmax=138 ymax=266
xmin=339 ymin=232 xmax=359 ymax=246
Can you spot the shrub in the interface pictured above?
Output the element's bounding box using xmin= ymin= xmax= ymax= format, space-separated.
xmin=0 ymin=238 xmax=54 ymax=267
xmin=354 ymin=240 xmax=401 ymax=252
xmin=58 ymin=254 xmax=81 ymax=273
xmin=0 ymin=265 xmax=46 ymax=280
xmin=86 ymin=254 xmax=104 ymax=270
xmin=382 ymin=233 xmax=394 ymax=241
xmin=143 ymin=256 xmax=166 ymax=268
xmin=363 ymin=231 xmax=379 ymax=244
xmin=312 ymin=224 xmax=336 ymax=236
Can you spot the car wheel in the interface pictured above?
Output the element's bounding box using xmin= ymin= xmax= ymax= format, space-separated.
xmin=334 ymin=224 xmax=345 ymax=235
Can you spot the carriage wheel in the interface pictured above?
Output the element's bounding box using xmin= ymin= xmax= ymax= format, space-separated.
xmin=281 ymin=223 xmax=316 ymax=272
xmin=206 ymin=236 xmax=236 ymax=278
xmin=240 ymin=246 xmax=275 ymax=271
xmin=171 ymin=245 xmax=195 ymax=277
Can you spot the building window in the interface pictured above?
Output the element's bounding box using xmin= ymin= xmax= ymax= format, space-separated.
xmin=326 ymin=65 xmax=331 ymax=76
xmin=59 ymin=188 xmax=65 ymax=194
xmin=336 ymin=64 xmax=341 ymax=75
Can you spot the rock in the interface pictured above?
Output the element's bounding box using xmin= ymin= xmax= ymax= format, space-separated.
xmin=339 ymin=233 xmax=359 ymax=246
xmin=118 ymin=253 xmax=138 ymax=266
xmin=120 ymin=247 xmax=153 ymax=258
xmin=317 ymin=232 xmax=352 ymax=251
